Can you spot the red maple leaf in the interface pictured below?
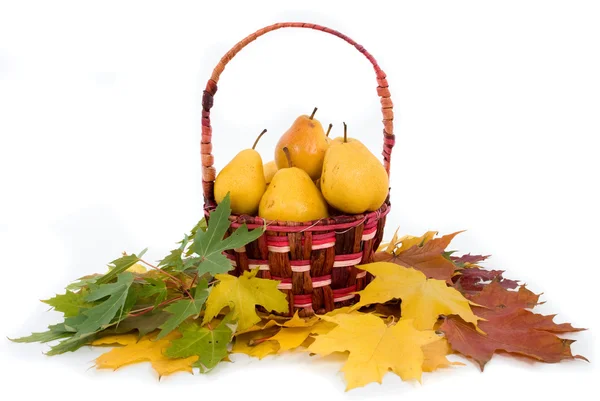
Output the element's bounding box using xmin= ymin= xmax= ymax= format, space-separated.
xmin=450 ymin=253 xmax=490 ymax=266
xmin=440 ymin=281 xmax=586 ymax=369
xmin=453 ymin=267 xmax=518 ymax=294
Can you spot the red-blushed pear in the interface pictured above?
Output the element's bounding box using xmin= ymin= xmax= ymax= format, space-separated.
xmin=274 ymin=107 xmax=329 ymax=180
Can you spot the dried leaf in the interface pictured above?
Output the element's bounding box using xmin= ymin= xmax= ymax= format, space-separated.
xmin=374 ymin=232 xmax=461 ymax=282
xmin=441 ymin=282 xmax=586 ymax=369
xmin=308 ymin=313 xmax=439 ymax=391
xmin=92 ymin=333 xmax=139 ymax=346
xmin=232 ymin=312 xmax=334 ymax=356
xmin=354 ymin=262 xmax=479 ymax=330
xmin=203 ymin=269 xmax=288 ymax=331
xmin=95 ymin=332 xmax=197 ymax=377
xmin=377 ymin=229 xmax=437 ymax=254
xmin=126 ymin=263 xmax=147 ymax=274
xmin=450 ymin=254 xmax=490 ymax=266
xmin=453 ymin=267 xmax=518 ymax=294
xmin=422 ymin=338 xmax=464 ymax=372
xmin=232 ymin=328 xmax=280 ymax=359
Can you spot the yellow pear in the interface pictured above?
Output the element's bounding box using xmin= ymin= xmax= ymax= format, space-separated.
xmin=263 ymin=160 xmax=278 ymax=184
xmin=275 ymin=107 xmax=329 ymax=180
xmin=214 ymin=129 xmax=267 ymax=215
xmin=321 ymin=123 xmax=389 ymax=214
xmin=259 ymin=147 xmax=329 ymax=222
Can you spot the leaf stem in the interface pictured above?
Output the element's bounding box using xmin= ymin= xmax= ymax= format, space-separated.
xmin=139 ymin=259 xmax=194 ymax=300
xmin=189 ymin=272 xmax=199 ymax=291
xmin=128 ymin=295 xmax=185 ymax=317
xmin=248 ymin=336 xmax=274 ymax=346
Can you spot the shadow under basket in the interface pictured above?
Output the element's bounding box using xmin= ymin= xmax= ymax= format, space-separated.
xmin=201 ymin=23 xmax=396 ymax=317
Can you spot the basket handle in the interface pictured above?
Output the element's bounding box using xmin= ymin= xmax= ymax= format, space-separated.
xmin=201 ymin=22 xmax=395 ymax=207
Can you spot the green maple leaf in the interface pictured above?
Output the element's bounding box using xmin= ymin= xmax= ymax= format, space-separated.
xmin=97 ymin=249 xmax=147 ymax=285
xmin=195 ymin=252 xmax=231 ymax=276
xmin=158 ymin=249 xmax=184 ymax=271
xmin=12 ymin=318 xmax=103 ymax=355
xmin=159 ymin=218 xmax=207 ymax=270
xmin=46 ymin=331 xmax=98 ymax=355
xmin=10 ymin=323 xmax=72 ymax=344
xmin=157 ymin=279 xmax=209 ymax=339
xmin=138 ymin=278 xmax=168 ymax=307
xmin=42 ymin=290 xmax=93 ymax=317
xmin=75 ymin=272 xmax=135 ymax=334
xmin=165 ymin=316 xmax=234 ymax=373
xmin=188 ymin=194 xmax=263 ymax=276
xmin=106 ymin=311 xmax=172 ymax=337
xmin=63 ymin=314 xmax=87 ymax=331
xmin=189 ymin=218 xmax=208 ymax=240
xmin=66 ymin=275 xmax=101 ymax=291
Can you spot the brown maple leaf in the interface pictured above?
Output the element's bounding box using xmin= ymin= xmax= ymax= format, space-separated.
xmin=440 ymin=281 xmax=586 ymax=370
xmin=453 ymin=267 xmax=518 ymax=294
xmin=374 ymin=232 xmax=461 ymax=282
xmin=450 ymin=253 xmax=490 ymax=266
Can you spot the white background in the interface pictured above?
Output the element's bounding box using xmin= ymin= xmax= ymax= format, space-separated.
xmin=1 ymin=0 xmax=598 ymax=399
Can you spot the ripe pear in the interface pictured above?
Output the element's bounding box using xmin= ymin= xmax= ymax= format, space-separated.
xmin=214 ymin=129 xmax=268 ymax=215
xmin=259 ymin=147 xmax=329 ymax=222
xmin=320 ymin=123 xmax=389 ymax=214
xmin=275 ymin=107 xmax=329 ymax=180
xmin=263 ymin=160 xmax=278 ymax=184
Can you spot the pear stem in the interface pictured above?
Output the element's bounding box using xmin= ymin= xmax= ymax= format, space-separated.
xmin=326 ymin=123 xmax=332 ymax=137
xmin=282 ymin=147 xmax=294 ymax=168
xmin=252 ymin=129 xmax=268 ymax=150
xmin=309 ymin=107 xmax=318 ymax=120
xmin=343 ymin=122 xmax=348 ymax=143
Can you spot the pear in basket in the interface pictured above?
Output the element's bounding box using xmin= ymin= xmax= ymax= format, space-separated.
xmin=274 ymin=107 xmax=329 ymax=180
xmin=259 ymin=147 xmax=329 ymax=222
xmin=321 ymin=123 xmax=388 ymax=214
xmin=263 ymin=160 xmax=278 ymax=185
xmin=214 ymin=129 xmax=268 ymax=215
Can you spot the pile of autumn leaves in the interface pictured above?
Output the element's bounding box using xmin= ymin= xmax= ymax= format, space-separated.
xmin=12 ymin=202 xmax=586 ymax=391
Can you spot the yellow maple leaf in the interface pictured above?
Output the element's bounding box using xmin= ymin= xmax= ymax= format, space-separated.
xmin=203 ymin=269 xmax=289 ymax=331
xmin=422 ymin=338 xmax=464 ymax=372
xmin=308 ymin=313 xmax=439 ymax=391
xmin=354 ymin=262 xmax=479 ymax=330
xmin=232 ymin=330 xmax=280 ymax=359
xmin=92 ymin=334 xmax=138 ymax=346
xmin=378 ymin=229 xmax=437 ymax=254
xmin=126 ymin=263 xmax=147 ymax=274
xmin=377 ymin=227 xmax=402 ymax=253
xmin=270 ymin=327 xmax=315 ymax=351
xmin=95 ymin=331 xmax=197 ymax=377
xmin=233 ymin=311 xmax=337 ymax=356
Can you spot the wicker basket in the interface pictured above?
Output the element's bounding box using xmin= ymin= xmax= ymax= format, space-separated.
xmin=201 ymin=23 xmax=395 ymax=317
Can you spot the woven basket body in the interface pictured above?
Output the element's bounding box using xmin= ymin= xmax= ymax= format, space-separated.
xmin=201 ymin=23 xmax=395 ymax=316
